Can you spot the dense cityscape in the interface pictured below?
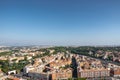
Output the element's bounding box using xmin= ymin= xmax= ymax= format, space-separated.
xmin=0 ymin=46 xmax=120 ymax=80
xmin=1 ymin=0 xmax=120 ymax=80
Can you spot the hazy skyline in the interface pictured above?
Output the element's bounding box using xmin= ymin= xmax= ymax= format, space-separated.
xmin=0 ymin=0 xmax=120 ymax=46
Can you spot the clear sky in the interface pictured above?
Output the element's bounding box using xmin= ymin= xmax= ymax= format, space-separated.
xmin=0 ymin=0 xmax=120 ymax=46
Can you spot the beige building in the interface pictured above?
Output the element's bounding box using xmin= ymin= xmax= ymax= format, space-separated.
xmin=77 ymin=67 xmax=110 ymax=78
xmin=51 ymin=68 xmax=72 ymax=80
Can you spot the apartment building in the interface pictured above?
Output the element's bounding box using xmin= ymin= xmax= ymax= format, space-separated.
xmin=51 ymin=68 xmax=72 ymax=80
xmin=77 ymin=67 xmax=110 ymax=78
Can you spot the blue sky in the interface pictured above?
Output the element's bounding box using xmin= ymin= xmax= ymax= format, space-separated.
xmin=0 ymin=0 xmax=120 ymax=46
